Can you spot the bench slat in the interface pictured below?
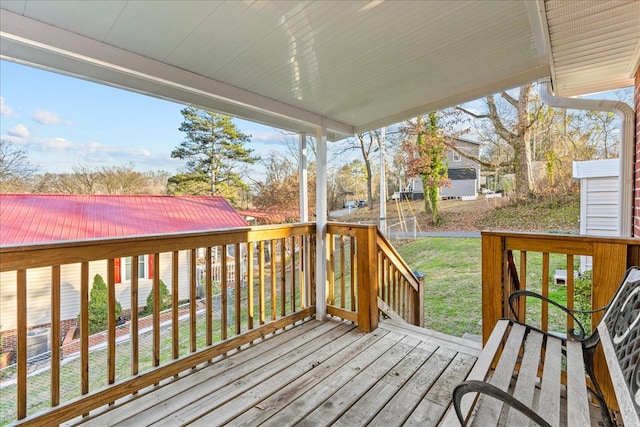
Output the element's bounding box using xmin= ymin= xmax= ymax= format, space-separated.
xmin=473 ymin=322 xmax=527 ymax=425
xmin=538 ymin=336 xmax=562 ymax=426
xmin=566 ymin=340 xmax=590 ymax=427
xmin=506 ymin=329 xmax=543 ymax=425
xmin=453 ymin=319 xmax=511 ymax=423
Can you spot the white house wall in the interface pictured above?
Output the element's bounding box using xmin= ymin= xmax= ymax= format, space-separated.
xmin=581 ymin=177 xmax=619 ymax=236
xmin=1 ymin=251 xmax=192 ymax=331
xmin=440 ymin=179 xmax=478 ymax=198
xmin=579 ymin=176 xmax=619 ymax=272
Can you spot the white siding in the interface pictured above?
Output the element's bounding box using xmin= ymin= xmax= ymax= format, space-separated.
xmin=579 ymin=176 xmax=619 ymax=272
xmin=440 ymin=179 xmax=478 ymax=198
xmin=1 ymin=251 xmax=192 ymax=330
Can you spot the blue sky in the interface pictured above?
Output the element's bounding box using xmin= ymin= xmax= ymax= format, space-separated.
xmin=2 ymin=59 xmax=631 ymax=178
xmin=0 ymin=60 xmax=290 ymax=175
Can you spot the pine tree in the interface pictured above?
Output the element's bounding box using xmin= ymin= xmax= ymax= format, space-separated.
xmin=169 ymin=107 xmax=258 ymax=202
xmin=84 ymin=274 xmax=122 ymax=334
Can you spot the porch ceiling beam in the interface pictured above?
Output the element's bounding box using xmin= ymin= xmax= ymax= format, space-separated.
xmin=0 ymin=10 xmax=354 ymax=141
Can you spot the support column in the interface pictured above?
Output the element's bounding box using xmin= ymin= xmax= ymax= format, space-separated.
xmin=379 ymin=127 xmax=387 ymax=234
xmin=315 ymin=121 xmax=328 ymax=320
xmin=299 ymin=132 xmax=311 ymax=308
xmin=299 ymin=133 xmax=309 ymax=222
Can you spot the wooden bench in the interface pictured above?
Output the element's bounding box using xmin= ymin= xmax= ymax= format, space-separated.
xmin=452 ymin=266 xmax=640 ymax=426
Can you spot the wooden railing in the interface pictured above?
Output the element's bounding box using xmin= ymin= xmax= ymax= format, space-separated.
xmin=326 ymin=223 xmax=423 ymax=330
xmin=0 ymin=221 xmax=420 ymax=424
xmin=0 ymin=224 xmax=315 ymax=425
xmin=481 ymin=230 xmax=640 ymax=409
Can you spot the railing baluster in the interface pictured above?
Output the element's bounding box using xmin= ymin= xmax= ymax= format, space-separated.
xmin=80 ymin=262 xmax=89 ymax=397
xmin=566 ymin=254 xmax=575 ymax=332
xmin=17 ymin=269 xmax=27 ymax=419
xmin=130 ymin=258 xmax=138 ymax=375
xmin=328 ymin=234 xmax=335 ymax=306
xmin=299 ymin=236 xmax=306 ymax=309
xmin=519 ymin=251 xmax=527 ymax=322
xmin=541 ymin=252 xmax=550 ymax=331
xmin=170 ymin=251 xmax=178 ymax=361
xmin=51 ymin=265 xmax=61 ymax=407
xmin=206 ymin=247 xmax=213 ymax=346
xmin=247 ymin=242 xmax=254 ymax=329
xmin=259 ymin=241 xmax=265 ymax=325
xmin=190 ymin=249 xmax=197 ymax=353
xmin=221 ymin=245 xmax=228 ymax=340
xmin=280 ymin=238 xmax=286 ymax=317
xmin=339 ymin=236 xmax=346 ymax=309
xmin=291 ymin=236 xmax=296 ymax=313
xmin=107 ymin=258 xmax=116 ymax=386
xmin=235 ymin=243 xmax=242 ymax=335
xmin=270 ymin=240 xmax=277 ymax=321
xmin=350 ymin=236 xmax=356 ymax=311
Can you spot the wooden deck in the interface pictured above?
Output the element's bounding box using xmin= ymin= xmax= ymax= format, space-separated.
xmin=62 ymin=317 xmax=482 ymax=427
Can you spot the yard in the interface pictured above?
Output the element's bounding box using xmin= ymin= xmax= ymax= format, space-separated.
xmin=396 ymin=237 xmax=588 ymax=338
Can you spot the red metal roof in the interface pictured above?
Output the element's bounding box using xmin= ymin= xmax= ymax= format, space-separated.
xmin=0 ymin=194 xmax=249 ymax=245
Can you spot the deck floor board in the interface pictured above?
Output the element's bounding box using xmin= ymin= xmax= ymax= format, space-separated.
xmin=70 ymin=318 xmax=485 ymax=427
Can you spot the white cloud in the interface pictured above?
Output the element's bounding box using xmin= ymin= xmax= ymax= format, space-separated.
xmin=33 ymin=109 xmax=72 ymax=125
xmin=7 ymin=124 xmax=29 ymax=138
xmin=0 ymin=97 xmax=15 ymax=117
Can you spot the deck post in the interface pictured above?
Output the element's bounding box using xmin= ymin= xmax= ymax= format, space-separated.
xmin=357 ymin=225 xmax=379 ymax=332
xmin=315 ymin=121 xmax=328 ymax=320
xmin=481 ymin=232 xmax=505 ymax=345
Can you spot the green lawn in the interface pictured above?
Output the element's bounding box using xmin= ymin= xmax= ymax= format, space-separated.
xmin=396 ymin=237 xmax=588 ymax=337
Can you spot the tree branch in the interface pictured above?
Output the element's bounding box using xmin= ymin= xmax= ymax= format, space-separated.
xmin=455 ymin=106 xmax=490 ymax=120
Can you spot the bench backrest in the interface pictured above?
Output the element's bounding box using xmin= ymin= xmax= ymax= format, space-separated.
xmin=597 ymin=266 xmax=640 ymax=424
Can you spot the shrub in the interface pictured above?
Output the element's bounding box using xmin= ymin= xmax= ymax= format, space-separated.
xmin=574 ymin=270 xmax=592 ymax=334
xmin=143 ymin=279 xmax=171 ymax=315
xmin=84 ymin=274 xmax=123 ymax=334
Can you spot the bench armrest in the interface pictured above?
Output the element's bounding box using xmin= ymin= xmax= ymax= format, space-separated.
xmin=453 ymin=380 xmax=552 ymax=427
xmin=508 ymin=290 xmax=607 ymax=340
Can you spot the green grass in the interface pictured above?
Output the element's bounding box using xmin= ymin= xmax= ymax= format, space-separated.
xmin=396 ymin=237 xmax=588 ymax=337
xmin=397 ymin=238 xmax=482 ymax=337
xmin=478 ymin=192 xmax=580 ymax=232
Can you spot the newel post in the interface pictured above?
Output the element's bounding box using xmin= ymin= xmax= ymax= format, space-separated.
xmin=481 ymin=232 xmax=505 ymax=345
xmin=356 ymin=225 xmax=379 ymax=332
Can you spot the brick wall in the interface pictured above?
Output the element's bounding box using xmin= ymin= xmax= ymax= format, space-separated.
xmin=635 ymin=66 xmax=640 ymax=236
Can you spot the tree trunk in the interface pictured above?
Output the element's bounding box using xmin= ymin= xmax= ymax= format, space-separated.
xmin=513 ymin=85 xmax=535 ymax=199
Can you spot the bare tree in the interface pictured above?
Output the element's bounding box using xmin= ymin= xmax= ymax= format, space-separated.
xmin=457 ymin=84 xmax=539 ymax=199
xmin=0 ymin=139 xmax=38 ymax=186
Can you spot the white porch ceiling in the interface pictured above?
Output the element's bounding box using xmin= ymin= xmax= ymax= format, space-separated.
xmin=1 ymin=0 xmax=638 ymax=141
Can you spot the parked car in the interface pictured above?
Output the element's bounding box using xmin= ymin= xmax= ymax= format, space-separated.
xmin=357 ymin=200 xmax=366 ymax=207
xmin=390 ymin=192 xmax=400 ymax=200
xmin=344 ymin=201 xmax=356 ymax=209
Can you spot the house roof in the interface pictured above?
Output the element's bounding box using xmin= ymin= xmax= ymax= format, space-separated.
xmin=1 ymin=1 xmax=637 ymax=141
xmin=0 ymin=194 xmax=249 ymax=245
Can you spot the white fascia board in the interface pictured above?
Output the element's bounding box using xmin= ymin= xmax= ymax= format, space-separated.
xmin=572 ymin=159 xmax=620 ymax=179
xmin=0 ymin=10 xmax=353 ymax=141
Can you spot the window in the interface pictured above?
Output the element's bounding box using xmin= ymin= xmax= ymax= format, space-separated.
xmin=114 ymin=255 xmax=154 ymax=283
xmin=453 ymin=151 xmax=461 ymax=162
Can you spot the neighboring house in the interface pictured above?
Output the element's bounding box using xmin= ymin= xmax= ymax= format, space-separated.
xmin=405 ymin=137 xmax=481 ymax=200
xmin=0 ymin=195 xmax=248 ymax=332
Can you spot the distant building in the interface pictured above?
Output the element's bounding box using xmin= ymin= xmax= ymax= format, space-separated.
xmin=0 ymin=194 xmax=248 ymax=333
xmin=404 ymin=138 xmax=481 ymax=200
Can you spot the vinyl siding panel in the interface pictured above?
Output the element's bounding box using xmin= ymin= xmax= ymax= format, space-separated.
xmin=0 ymin=252 xmax=192 ymax=330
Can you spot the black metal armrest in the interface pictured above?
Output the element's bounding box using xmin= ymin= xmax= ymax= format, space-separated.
xmin=453 ymin=380 xmax=551 ymax=427
xmin=508 ymin=290 xmax=607 ymax=341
